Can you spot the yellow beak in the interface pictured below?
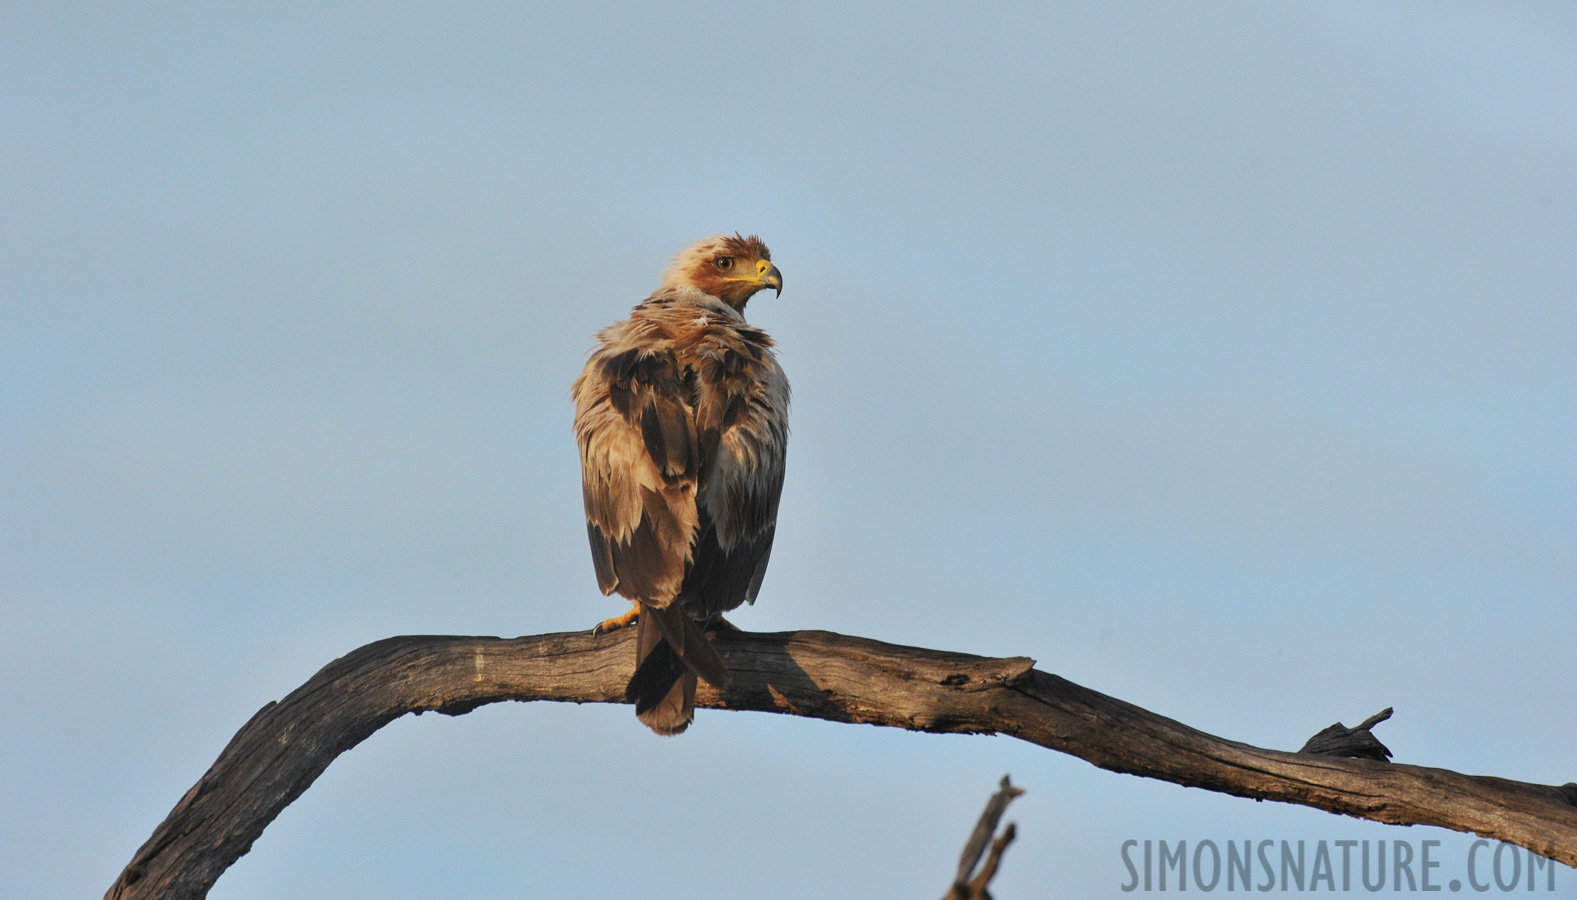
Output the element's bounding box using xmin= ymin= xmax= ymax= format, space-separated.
xmin=759 ymin=262 xmax=783 ymax=296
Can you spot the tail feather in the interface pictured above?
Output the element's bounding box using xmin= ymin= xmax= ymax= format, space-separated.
xmin=625 ymin=603 xmax=729 ymax=735
xmin=626 ymin=617 xmax=686 ymax=712
xmin=641 ymin=602 xmax=729 ymax=689
xmin=635 ymin=667 xmax=697 ymax=735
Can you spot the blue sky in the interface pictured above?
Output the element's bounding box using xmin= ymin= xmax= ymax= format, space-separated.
xmin=2 ymin=3 xmax=1574 ymax=898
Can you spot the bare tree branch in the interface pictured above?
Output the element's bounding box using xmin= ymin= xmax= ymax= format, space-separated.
xmin=945 ymin=775 xmax=1024 ymax=900
xmin=107 ymin=628 xmax=1577 ymax=900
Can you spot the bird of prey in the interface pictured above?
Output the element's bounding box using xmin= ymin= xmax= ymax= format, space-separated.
xmin=572 ymin=234 xmax=788 ymax=735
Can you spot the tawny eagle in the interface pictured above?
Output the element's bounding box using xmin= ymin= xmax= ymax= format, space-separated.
xmin=572 ymin=234 xmax=788 ymax=734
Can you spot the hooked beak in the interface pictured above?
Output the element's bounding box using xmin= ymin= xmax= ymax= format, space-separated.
xmin=763 ymin=264 xmax=783 ymax=297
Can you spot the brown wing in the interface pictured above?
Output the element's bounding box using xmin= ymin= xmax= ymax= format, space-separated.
xmin=572 ymin=330 xmax=700 ymax=604
xmin=677 ymin=323 xmax=789 ymax=620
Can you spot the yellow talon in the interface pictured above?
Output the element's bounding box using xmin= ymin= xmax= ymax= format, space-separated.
xmin=592 ymin=603 xmax=641 ymax=636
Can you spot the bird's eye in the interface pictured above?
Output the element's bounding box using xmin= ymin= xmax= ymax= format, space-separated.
xmin=715 ymin=257 xmax=735 ymax=271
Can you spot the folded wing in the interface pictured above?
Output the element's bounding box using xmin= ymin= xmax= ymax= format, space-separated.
xmin=681 ymin=323 xmax=789 ymax=620
xmin=574 ymin=338 xmax=701 ymax=605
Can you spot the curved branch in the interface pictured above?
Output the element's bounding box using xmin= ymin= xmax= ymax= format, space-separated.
xmin=107 ymin=629 xmax=1577 ymax=899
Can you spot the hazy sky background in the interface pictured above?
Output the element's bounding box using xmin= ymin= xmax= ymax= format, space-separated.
xmin=3 ymin=2 xmax=1574 ymax=898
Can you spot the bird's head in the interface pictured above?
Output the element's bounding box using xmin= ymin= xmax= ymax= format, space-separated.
xmin=660 ymin=233 xmax=783 ymax=310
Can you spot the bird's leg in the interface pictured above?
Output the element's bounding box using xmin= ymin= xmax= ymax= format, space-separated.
xmin=705 ymin=614 xmax=741 ymax=633
xmin=592 ymin=603 xmax=640 ymax=635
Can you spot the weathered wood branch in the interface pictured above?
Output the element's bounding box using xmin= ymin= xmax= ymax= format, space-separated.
xmin=107 ymin=628 xmax=1577 ymax=900
xmin=945 ymin=775 xmax=1024 ymax=900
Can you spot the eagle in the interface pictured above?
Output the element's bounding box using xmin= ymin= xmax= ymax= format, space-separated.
xmin=572 ymin=234 xmax=788 ymax=734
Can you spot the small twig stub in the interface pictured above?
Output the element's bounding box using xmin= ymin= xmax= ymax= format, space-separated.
xmin=1299 ymin=707 xmax=1394 ymax=761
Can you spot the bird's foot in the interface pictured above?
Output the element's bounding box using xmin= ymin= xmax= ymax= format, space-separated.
xmin=592 ymin=603 xmax=640 ymax=636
